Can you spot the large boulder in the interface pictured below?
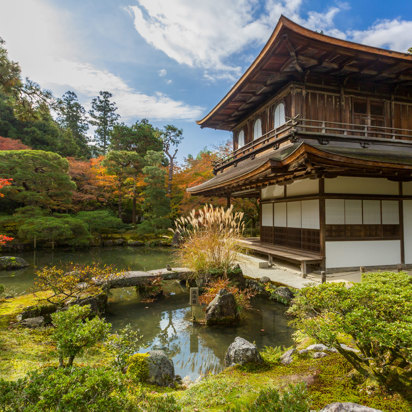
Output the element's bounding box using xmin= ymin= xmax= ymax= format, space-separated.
xmin=320 ymin=403 xmax=382 ymax=412
xmin=224 ymin=337 xmax=263 ymax=367
xmin=75 ymin=293 xmax=108 ymax=316
xmin=146 ymin=350 xmax=175 ymax=387
xmin=0 ymin=256 xmax=29 ymax=270
xmin=205 ymin=289 xmax=239 ymax=326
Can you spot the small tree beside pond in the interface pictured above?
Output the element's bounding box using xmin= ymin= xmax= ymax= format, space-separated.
xmin=288 ymin=271 xmax=412 ymax=400
xmin=51 ymin=304 xmax=110 ymax=367
xmin=173 ymin=204 xmax=244 ymax=276
xmin=34 ymin=263 xmax=121 ymax=307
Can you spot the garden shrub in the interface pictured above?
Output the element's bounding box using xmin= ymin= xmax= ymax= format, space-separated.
xmin=173 ymin=204 xmax=244 ymax=276
xmin=106 ymin=324 xmax=144 ymax=372
xmin=51 ymin=304 xmax=111 ymax=367
xmin=288 ymin=272 xmax=412 ymax=400
xmin=138 ymin=393 xmax=181 ymax=412
xmin=260 ymin=345 xmax=283 ymax=366
xmin=0 ymin=366 xmax=134 ymax=412
xmin=198 ymin=277 xmax=255 ymax=313
xmin=127 ymin=353 xmax=150 ymax=382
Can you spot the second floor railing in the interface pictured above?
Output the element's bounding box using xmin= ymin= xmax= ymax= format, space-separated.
xmin=214 ymin=115 xmax=412 ymax=172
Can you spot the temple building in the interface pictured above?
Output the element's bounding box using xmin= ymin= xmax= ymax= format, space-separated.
xmin=188 ymin=16 xmax=412 ymax=274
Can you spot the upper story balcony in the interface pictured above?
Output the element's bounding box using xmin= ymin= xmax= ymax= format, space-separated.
xmin=213 ymin=116 xmax=412 ymax=174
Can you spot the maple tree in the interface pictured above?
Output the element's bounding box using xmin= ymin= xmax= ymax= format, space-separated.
xmin=0 ymin=136 xmax=31 ymax=150
xmin=0 ymin=178 xmax=13 ymax=246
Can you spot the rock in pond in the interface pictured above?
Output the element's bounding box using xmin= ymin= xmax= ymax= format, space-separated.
xmin=0 ymin=256 xmax=29 ymax=270
xmin=259 ymin=276 xmax=271 ymax=283
xmin=273 ymin=286 xmax=294 ymax=304
xmin=146 ymin=350 xmax=175 ymax=387
xmin=205 ymin=289 xmax=239 ymax=326
xmin=320 ymin=403 xmax=382 ymax=412
xmin=224 ymin=337 xmax=263 ymax=367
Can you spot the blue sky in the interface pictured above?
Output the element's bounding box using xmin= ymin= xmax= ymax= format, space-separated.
xmin=0 ymin=0 xmax=411 ymax=162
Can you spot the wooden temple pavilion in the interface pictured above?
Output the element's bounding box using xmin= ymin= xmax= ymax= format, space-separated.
xmin=188 ymin=16 xmax=412 ymax=273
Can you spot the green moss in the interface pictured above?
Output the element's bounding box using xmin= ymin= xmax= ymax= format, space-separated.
xmin=127 ymin=353 xmax=150 ymax=382
xmin=0 ymin=291 xmax=52 ymax=327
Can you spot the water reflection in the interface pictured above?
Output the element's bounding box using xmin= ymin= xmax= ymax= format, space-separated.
xmin=107 ymin=283 xmax=294 ymax=380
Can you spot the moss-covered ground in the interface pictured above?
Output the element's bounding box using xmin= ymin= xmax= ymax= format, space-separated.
xmin=0 ymin=294 xmax=409 ymax=411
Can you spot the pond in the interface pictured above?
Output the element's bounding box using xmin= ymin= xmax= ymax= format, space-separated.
xmin=0 ymin=246 xmax=174 ymax=294
xmin=0 ymin=247 xmax=294 ymax=379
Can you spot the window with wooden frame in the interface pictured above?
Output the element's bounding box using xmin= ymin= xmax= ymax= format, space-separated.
xmin=274 ymin=102 xmax=286 ymax=129
xmin=237 ymin=129 xmax=245 ymax=148
xmin=253 ymin=118 xmax=262 ymax=140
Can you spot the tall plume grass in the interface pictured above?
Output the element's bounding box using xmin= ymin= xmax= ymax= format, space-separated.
xmin=172 ymin=204 xmax=244 ymax=275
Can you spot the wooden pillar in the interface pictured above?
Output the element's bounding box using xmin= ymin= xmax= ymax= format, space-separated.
xmin=319 ymin=178 xmax=326 ymax=270
xmin=399 ymin=182 xmax=405 ymax=265
xmin=226 ymin=195 xmax=231 ymax=209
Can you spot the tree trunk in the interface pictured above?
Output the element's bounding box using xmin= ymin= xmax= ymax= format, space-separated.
xmin=132 ymin=186 xmax=137 ymax=225
xmin=167 ymin=157 xmax=174 ymax=196
xmin=59 ymin=356 xmax=65 ymax=368
xmin=67 ymin=355 xmax=75 ymax=367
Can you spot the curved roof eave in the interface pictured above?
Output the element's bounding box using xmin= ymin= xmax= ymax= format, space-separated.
xmin=197 ymin=15 xmax=412 ymax=129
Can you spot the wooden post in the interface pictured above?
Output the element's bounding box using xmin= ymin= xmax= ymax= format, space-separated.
xmin=227 ymin=195 xmax=231 ymax=209
xmin=321 ymin=271 xmax=326 ymax=283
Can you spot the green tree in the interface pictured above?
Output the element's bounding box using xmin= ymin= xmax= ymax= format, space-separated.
xmin=57 ymin=91 xmax=91 ymax=158
xmin=18 ymin=215 xmax=90 ymax=248
xmin=51 ymin=304 xmax=111 ymax=367
xmin=139 ymin=150 xmax=171 ymax=233
xmin=161 ymin=125 xmax=183 ymax=196
xmin=89 ymin=91 xmax=119 ymax=155
xmin=103 ymin=150 xmax=142 ymax=222
xmin=0 ymin=150 xmax=75 ymax=211
xmin=110 ymin=119 xmax=162 ymax=154
xmin=288 ymin=272 xmax=412 ymax=399
xmin=76 ymin=210 xmax=124 ymax=239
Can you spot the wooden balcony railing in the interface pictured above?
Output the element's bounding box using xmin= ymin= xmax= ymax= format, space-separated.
xmin=213 ymin=115 xmax=412 ymax=172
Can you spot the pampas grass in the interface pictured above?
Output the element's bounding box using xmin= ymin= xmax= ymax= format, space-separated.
xmin=172 ymin=204 xmax=244 ymax=275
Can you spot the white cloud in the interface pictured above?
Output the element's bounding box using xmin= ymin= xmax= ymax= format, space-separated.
xmin=127 ymin=0 xmax=412 ymax=80
xmin=350 ymin=19 xmax=412 ymax=53
xmin=0 ymin=0 xmax=203 ymax=121
xmin=158 ymin=68 xmax=167 ymax=77
xmin=127 ymin=0 xmax=349 ymax=80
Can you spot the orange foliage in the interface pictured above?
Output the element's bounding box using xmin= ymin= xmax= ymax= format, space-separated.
xmin=0 ymin=136 xmax=31 ymax=150
xmin=0 ymin=178 xmax=13 ymax=245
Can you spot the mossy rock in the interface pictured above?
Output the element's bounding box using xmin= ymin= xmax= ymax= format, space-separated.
xmin=127 ymin=353 xmax=150 ymax=382
xmin=0 ymin=291 xmax=53 ymax=327
xmin=0 ymin=256 xmax=29 ymax=270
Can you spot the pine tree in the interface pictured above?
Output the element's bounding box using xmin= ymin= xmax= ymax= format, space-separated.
xmin=57 ymin=91 xmax=90 ymax=158
xmin=89 ymin=91 xmax=119 ymax=155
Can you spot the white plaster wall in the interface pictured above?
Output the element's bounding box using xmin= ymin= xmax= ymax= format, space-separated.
xmin=403 ymin=182 xmax=412 ymax=196
xmin=325 ymin=177 xmax=398 ymax=195
xmin=286 ymin=179 xmax=319 ymax=197
xmin=403 ymin=200 xmax=412 ymax=264
xmin=382 ymin=201 xmax=399 ymax=224
xmin=261 ymin=203 xmax=273 ymax=226
xmin=325 ymin=199 xmax=344 ymax=224
xmin=301 ymin=200 xmax=320 ymax=229
xmin=325 ymin=240 xmax=401 ymax=268
xmin=261 ymin=185 xmax=284 ymax=199
xmin=344 ymin=200 xmax=362 ymax=224
xmin=287 ymin=201 xmax=301 ymax=228
xmin=363 ymin=200 xmax=381 ymax=224
xmin=274 ymin=202 xmax=287 ymax=227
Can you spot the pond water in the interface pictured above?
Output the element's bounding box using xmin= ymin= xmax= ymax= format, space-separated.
xmin=0 ymin=246 xmax=174 ymax=294
xmin=0 ymin=247 xmax=294 ymax=379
